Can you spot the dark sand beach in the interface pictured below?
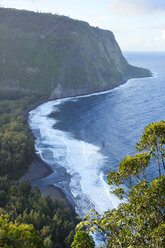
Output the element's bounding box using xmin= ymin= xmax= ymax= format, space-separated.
xmin=23 ymin=98 xmax=76 ymax=219
xmin=22 ymin=155 xmax=76 ymax=219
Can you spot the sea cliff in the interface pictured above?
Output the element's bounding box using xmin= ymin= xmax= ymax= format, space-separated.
xmin=0 ymin=8 xmax=151 ymax=100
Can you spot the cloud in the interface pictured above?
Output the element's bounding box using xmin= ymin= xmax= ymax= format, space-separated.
xmin=161 ymin=30 xmax=165 ymax=40
xmin=99 ymin=16 xmax=111 ymax=21
xmin=148 ymin=25 xmax=165 ymax=30
xmin=1 ymin=0 xmax=53 ymax=13
xmin=109 ymin=0 xmax=165 ymax=15
xmin=1 ymin=0 xmax=36 ymax=7
xmin=131 ymin=35 xmax=142 ymax=44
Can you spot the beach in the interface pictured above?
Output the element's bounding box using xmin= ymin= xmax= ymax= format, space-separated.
xmin=23 ymin=96 xmax=77 ymax=219
xmin=22 ymin=155 xmax=76 ymax=219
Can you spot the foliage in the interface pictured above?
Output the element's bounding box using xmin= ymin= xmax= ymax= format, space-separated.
xmin=71 ymin=230 xmax=95 ymax=248
xmin=0 ymin=95 xmax=37 ymax=179
xmin=0 ymin=214 xmax=44 ymax=248
xmin=74 ymin=121 xmax=165 ymax=247
xmin=0 ymin=90 xmax=76 ymax=247
xmin=0 ymin=116 xmax=34 ymax=178
xmin=107 ymin=120 xmax=165 ymax=199
xmin=0 ymin=179 xmax=75 ymax=248
xmin=0 ymin=92 xmax=45 ymax=180
xmin=136 ymin=120 xmax=165 ymax=175
xmin=107 ymin=152 xmax=150 ymax=198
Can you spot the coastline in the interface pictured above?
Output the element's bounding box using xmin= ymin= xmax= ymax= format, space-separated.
xmin=24 ymin=81 xmax=128 ymax=118
xmin=24 ymin=74 xmax=153 ymax=119
xmin=24 ymin=97 xmax=79 ymax=220
xmin=22 ymin=155 xmax=53 ymax=181
xmin=23 ymin=155 xmax=77 ymax=219
xmin=24 ymin=98 xmax=49 ymax=118
xmin=24 ymin=74 xmax=153 ymax=220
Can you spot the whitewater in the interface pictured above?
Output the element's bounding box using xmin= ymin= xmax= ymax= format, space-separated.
xmin=29 ymin=52 xmax=165 ymax=217
xmin=29 ymin=91 xmax=122 ymax=217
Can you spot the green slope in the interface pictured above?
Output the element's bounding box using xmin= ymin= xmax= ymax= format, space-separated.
xmin=0 ymin=8 xmax=151 ymax=99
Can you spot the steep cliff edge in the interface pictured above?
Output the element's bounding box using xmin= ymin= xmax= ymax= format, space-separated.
xmin=0 ymin=8 xmax=151 ymax=99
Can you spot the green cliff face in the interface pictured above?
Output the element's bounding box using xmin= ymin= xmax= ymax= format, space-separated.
xmin=0 ymin=8 xmax=151 ymax=99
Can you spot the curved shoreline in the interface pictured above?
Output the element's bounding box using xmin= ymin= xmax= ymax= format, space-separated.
xmin=24 ymin=75 xmax=152 ymax=118
xmin=22 ymin=155 xmax=77 ymax=219
xmin=24 ymin=75 xmax=153 ymax=217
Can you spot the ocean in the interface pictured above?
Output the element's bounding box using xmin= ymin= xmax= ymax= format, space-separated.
xmin=29 ymin=52 xmax=165 ymax=217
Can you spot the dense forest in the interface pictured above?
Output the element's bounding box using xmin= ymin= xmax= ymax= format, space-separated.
xmin=0 ymin=92 xmax=76 ymax=247
xmin=0 ymin=91 xmax=37 ymax=179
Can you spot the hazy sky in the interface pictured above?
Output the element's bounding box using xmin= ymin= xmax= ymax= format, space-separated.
xmin=1 ymin=0 xmax=165 ymax=51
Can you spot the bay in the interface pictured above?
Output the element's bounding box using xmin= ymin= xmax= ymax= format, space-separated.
xmin=29 ymin=52 xmax=165 ymax=216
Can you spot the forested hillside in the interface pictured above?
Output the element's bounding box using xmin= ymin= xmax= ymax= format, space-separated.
xmin=0 ymin=8 xmax=151 ymax=99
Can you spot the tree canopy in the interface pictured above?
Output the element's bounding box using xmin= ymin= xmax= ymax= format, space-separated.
xmin=0 ymin=214 xmax=44 ymax=248
xmin=71 ymin=231 xmax=95 ymax=248
xmin=0 ymin=179 xmax=76 ymax=248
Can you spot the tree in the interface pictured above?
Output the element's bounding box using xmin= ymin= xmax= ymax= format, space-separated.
xmin=107 ymin=152 xmax=150 ymax=199
xmin=0 ymin=214 xmax=44 ymax=248
xmin=136 ymin=120 xmax=165 ymax=175
xmin=74 ymin=121 xmax=165 ymax=247
xmin=71 ymin=230 xmax=95 ymax=248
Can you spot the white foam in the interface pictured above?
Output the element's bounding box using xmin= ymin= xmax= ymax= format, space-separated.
xmin=29 ymin=96 xmax=121 ymax=216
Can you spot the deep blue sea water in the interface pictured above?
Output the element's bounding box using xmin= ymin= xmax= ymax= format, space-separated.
xmin=29 ymin=52 xmax=165 ymax=217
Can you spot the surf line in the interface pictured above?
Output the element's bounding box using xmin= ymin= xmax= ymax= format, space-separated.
xmin=29 ymin=84 xmax=130 ymax=216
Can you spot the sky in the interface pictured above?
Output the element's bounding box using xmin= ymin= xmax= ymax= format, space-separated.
xmin=0 ymin=0 xmax=165 ymax=51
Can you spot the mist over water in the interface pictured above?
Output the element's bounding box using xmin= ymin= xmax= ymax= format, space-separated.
xmin=29 ymin=52 xmax=165 ymax=217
